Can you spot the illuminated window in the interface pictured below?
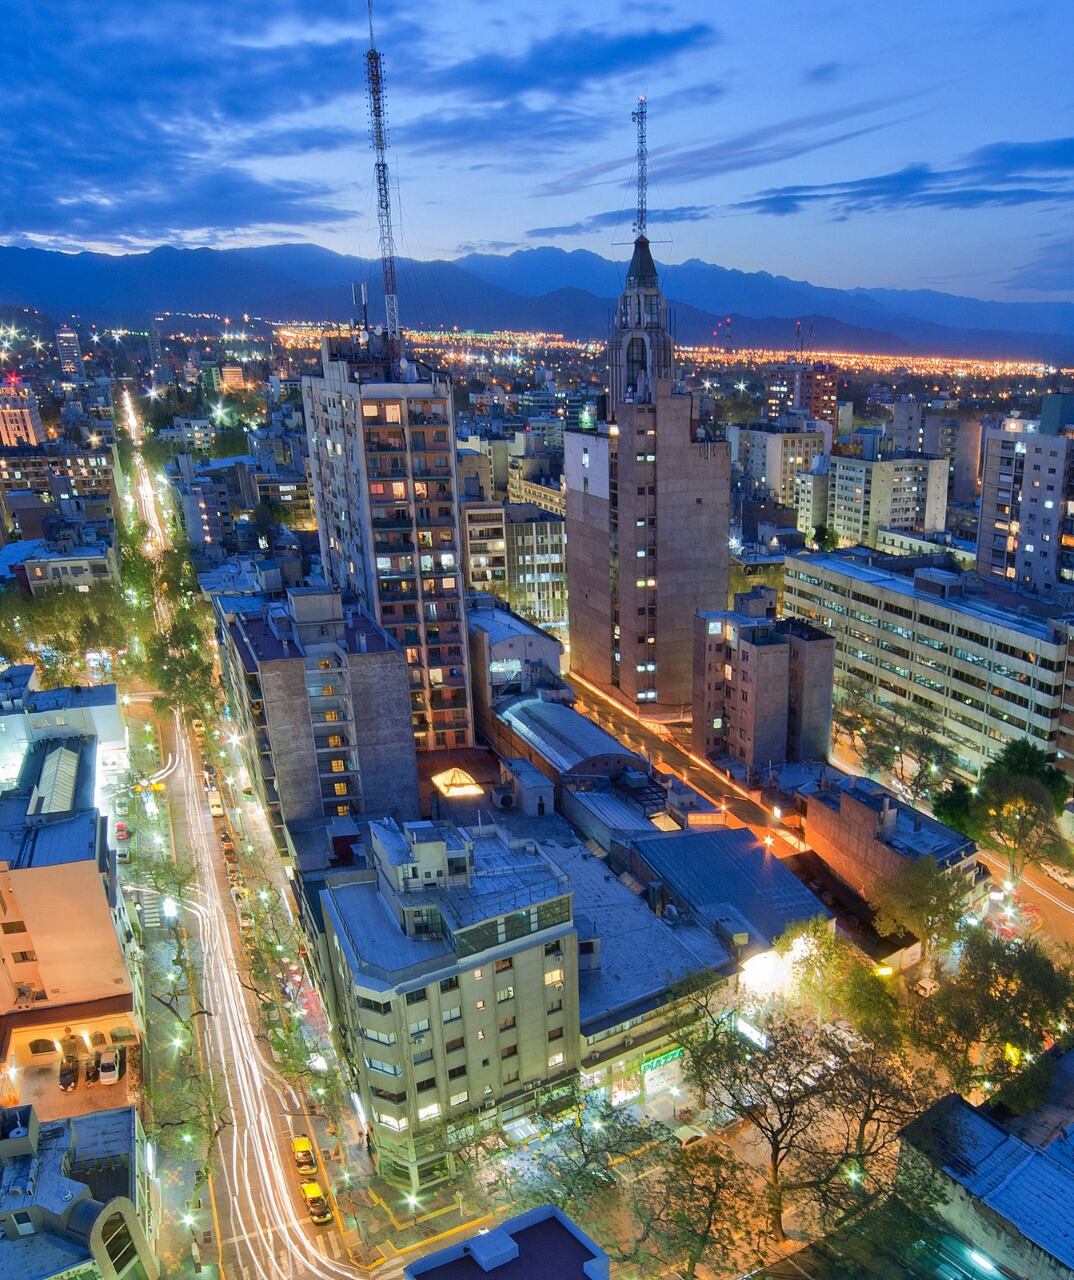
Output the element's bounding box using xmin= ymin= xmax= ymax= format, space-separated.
xmin=328 ymin=734 xmax=343 ymax=748
xmin=324 ymin=710 xmax=339 ymax=722
xmin=321 ymin=684 xmax=336 ymax=696
xmin=330 ymin=759 xmax=345 ymax=773
xmin=544 ymin=968 xmax=564 ymax=986
xmin=333 ymin=782 xmax=348 ymax=796
xmin=336 ymin=805 xmax=349 ymax=816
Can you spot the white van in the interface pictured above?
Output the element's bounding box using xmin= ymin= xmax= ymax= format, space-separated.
xmin=1041 ymin=861 xmax=1074 ymax=890
xmin=207 ymin=789 xmax=224 ymax=818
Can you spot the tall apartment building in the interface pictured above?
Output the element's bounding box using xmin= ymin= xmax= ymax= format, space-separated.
xmin=320 ymin=818 xmax=579 ymax=1192
xmin=889 ymin=399 xmax=982 ymax=503
xmin=692 ymin=586 xmax=834 ymax=765
xmin=0 ymin=385 xmax=46 ymax=449
xmin=765 ymin=362 xmax=838 ymax=428
xmin=304 ymin=336 xmax=474 ymax=751
xmin=564 ymin=236 xmax=730 ymax=714
xmin=0 ymin=440 xmax=117 ymax=511
xmin=783 ymin=549 xmax=1070 ymax=779
xmin=826 ymin=446 xmax=947 ymax=547
xmin=461 ymin=502 xmax=567 ymax=634
xmin=977 ymin=411 xmax=1074 ymax=603
xmin=728 ymin=415 xmax=830 ymax=505
xmin=54 ymin=327 xmax=84 ymax=380
xmin=217 ymin=588 xmax=419 ymax=845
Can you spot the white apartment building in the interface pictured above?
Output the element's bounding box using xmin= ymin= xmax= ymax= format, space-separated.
xmin=826 ymin=451 xmax=947 ymax=547
xmin=728 ymin=417 xmax=831 ymax=506
xmin=783 ymin=549 xmax=1070 ymax=779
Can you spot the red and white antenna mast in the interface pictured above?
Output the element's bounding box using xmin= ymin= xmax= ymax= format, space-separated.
xmin=366 ymin=0 xmax=400 ymax=353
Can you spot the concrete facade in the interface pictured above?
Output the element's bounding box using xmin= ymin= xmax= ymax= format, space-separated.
xmin=728 ymin=418 xmax=830 ymax=505
xmin=565 ymin=236 xmax=730 ymax=716
xmin=692 ymin=587 xmax=834 ymax=766
xmin=0 ymin=387 xmax=46 ymax=449
xmin=827 ymin=450 xmax=948 ymax=547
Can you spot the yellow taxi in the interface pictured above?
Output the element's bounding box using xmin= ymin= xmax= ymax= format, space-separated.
xmin=301 ymin=1181 xmax=333 ymax=1225
xmin=291 ymin=1134 xmax=317 ymax=1174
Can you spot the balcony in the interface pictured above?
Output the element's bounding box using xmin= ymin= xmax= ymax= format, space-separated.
xmin=372 ymin=513 xmax=412 ymax=530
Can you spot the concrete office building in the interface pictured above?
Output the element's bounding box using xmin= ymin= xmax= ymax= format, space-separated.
xmin=564 ymin=236 xmax=730 ymax=715
xmin=765 ymin=362 xmax=838 ymax=428
xmin=217 ymin=588 xmax=419 ymax=847
xmin=889 ymin=399 xmax=982 ymax=504
xmin=462 ymin=503 xmax=567 ymax=634
xmin=0 ymin=442 xmax=117 ymax=512
xmin=795 ymin=458 xmax=830 ymax=537
xmin=0 ymin=386 xmax=46 ymax=450
xmin=54 ymin=328 xmax=84 ymax=381
xmin=826 ymin=446 xmax=947 ymax=547
xmin=783 ymin=549 xmax=1070 ymax=779
xmin=304 ymin=336 xmax=474 ymax=752
xmin=977 ymin=414 xmax=1074 ymax=603
xmin=320 ymin=818 xmax=580 ymax=1192
xmin=693 ymin=587 xmax=834 ymax=766
xmin=728 ymin=416 xmax=830 ymax=506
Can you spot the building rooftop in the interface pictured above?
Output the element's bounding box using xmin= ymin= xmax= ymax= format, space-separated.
xmin=405 ymin=1205 xmax=608 ymax=1280
xmin=787 ymin=549 xmax=1073 ymax=644
xmin=227 ymin=596 xmax=394 ymax=669
xmin=24 ymin=683 xmax=116 ymax=714
xmin=801 ymin=774 xmax=975 ymax=869
xmin=497 ymin=697 xmax=642 ymax=776
xmin=631 ymin=827 xmax=827 ymax=955
xmin=468 ymin=605 xmax=561 ymax=651
xmin=903 ymin=1092 xmax=1074 ymax=1273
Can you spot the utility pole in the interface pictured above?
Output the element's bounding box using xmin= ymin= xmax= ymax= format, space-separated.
xmin=631 ymin=95 xmax=647 ymax=237
xmin=365 ymin=0 xmax=400 ymax=358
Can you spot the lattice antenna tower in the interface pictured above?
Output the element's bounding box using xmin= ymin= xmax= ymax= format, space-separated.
xmin=631 ymin=95 xmax=647 ymax=237
xmin=366 ymin=1 xmax=400 ymax=349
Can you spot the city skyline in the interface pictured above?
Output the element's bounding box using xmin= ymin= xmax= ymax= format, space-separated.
xmin=3 ymin=1 xmax=1074 ymax=303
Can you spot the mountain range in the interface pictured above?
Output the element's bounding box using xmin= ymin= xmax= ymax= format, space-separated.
xmin=2 ymin=242 xmax=1073 ymax=361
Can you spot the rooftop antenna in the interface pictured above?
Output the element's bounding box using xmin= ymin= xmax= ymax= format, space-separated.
xmin=631 ymin=95 xmax=647 ymax=237
xmin=795 ymin=318 xmax=803 ymax=359
xmin=366 ymin=0 xmax=400 ymax=360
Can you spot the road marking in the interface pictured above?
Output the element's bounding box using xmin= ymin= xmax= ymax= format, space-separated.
xmin=327 ymin=1232 xmax=342 ymax=1259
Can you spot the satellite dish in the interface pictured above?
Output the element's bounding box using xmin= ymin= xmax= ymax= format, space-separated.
xmin=373 ymin=325 xmax=384 ymax=336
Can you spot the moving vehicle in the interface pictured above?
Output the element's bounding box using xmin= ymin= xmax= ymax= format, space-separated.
xmin=913 ymin=977 xmax=940 ymax=999
xmin=1041 ymin=860 xmax=1074 ymax=890
xmin=99 ymin=1049 xmax=120 ymax=1085
xmin=291 ymin=1135 xmax=317 ymax=1174
xmin=114 ymin=820 xmax=129 ymax=841
xmin=208 ymin=790 xmax=224 ymax=818
xmin=301 ymin=1181 xmax=333 ymax=1224
xmin=58 ymin=1055 xmax=79 ymax=1091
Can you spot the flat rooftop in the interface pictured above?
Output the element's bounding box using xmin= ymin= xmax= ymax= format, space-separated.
xmin=632 ymin=827 xmax=827 ymax=953
xmin=788 ymin=550 xmax=1073 ymax=644
xmin=405 ymin=1207 xmax=606 ymax=1280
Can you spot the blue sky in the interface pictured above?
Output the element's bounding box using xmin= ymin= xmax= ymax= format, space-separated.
xmin=2 ymin=0 xmax=1073 ymax=299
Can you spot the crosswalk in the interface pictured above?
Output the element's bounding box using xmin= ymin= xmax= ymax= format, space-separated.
xmin=138 ymin=894 xmax=163 ymax=930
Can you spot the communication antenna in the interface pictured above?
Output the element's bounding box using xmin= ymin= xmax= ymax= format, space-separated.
xmin=366 ymin=1 xmax=400 ymax=353
xmin=631 ymin=95 xmax=647 ymax=237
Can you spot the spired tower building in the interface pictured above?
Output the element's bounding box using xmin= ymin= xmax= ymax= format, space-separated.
xmin=565 ymin=231 xmax=730 ymax=717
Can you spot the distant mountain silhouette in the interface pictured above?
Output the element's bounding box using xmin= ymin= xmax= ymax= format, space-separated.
xmin=1 ymin=241 xmax=1071 ymax=360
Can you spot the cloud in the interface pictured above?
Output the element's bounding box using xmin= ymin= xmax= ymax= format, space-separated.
xmin=737 ymin=135 xmax=1074 ymax=216
xmin=455 ymin=240 xmax=520 ymax=254
xmin=395 ymin=102 xmax=610 ymax=157
xmin=803 ymin=61 xmax=846 ymax=84
xmin=432 ymin=23 xmax=718 ymax=103
xmin=525 ymin=205 xmax=712 ymax=239
xmin=537 ymin=99 xmax=905 ymax=197
xmin=1006 ymin=237 xmax=1074 ymax=292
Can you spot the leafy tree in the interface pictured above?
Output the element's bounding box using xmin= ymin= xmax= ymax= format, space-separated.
xmin=864 ymin=706 xmax=955 ymax=801
xmin=870 ymin=855 xmax=966 ymax=977
xmin=981 ymin=739 xmax=1070 ymax=816
xmin=682 ymin=1009 xmax=835 ymax=1242
xmin=813 ymin=523 xmax=840 ymax=552
xmin=977 ymin=774 xmax=1069 ymax=883
xmin=210 ymin=425 xmax=249 ymax=458
xmin=628 ymin=1142 xmax=760 ymax=1278
xmin=932 ymin=779 xmax=980 ymax=838
xmin=832 ymin=676 xmax=875 ymax=757
xmin=910 ymin=928 xmax=1074 ymax=1095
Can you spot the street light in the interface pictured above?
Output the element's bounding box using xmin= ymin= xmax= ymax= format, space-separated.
xmin=162 ymin=896 xmax=178 ymax=921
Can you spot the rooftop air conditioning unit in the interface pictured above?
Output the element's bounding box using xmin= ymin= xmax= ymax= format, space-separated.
xmin=554 ymin=983 xmax=564 ymax=991
xmin=623 ymin=1036 xmax=634 ymax=1047
xmin=412 ymin=1035 xmax=426 ymax=1045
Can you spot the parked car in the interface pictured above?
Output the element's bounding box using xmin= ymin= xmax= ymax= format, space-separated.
xmin=99 ymin=1049 xmax=120 ymax=1085
xmin=1041 ymin=861 xmax=1074 ymax=890
xmin=114 ymin=795 xmax=130 ymax=817
xmin=208 ymin=790 xmax=224 ymax=818
xmin=672 ymin=1123 xmax=708 ymax=1148
xmin=291 ymin=1135 xmax=317 ymax=1174
xmin=114 ymin=821 xmax=129 ymax=842
xmin=58 ymin=1055 xmax=79 ymax=1091
xmin=192 ymin=719 xmax=206 ymax=737
xmin=84 ymin=1052 xmax=102 ymax=1084
xmin=220 ymin=831 xmax=235 ymax=852
xmin=301 ymin=1181 xmax=333 ymax=1225
xmin=913 ymin=977 xmax=940 ymax=999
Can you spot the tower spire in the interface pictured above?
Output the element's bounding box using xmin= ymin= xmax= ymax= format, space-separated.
xmin=366 ymin=0 xmax=400 ymax=353
xmin=631 ymin=95 xmax=647 ymax=238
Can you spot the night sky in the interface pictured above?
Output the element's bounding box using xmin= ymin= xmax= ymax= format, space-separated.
xmin=3 ymin=0 xmax=1073 ymax=300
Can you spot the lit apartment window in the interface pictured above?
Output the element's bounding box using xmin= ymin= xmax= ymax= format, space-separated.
xmin=333 ymin=782 xmax=348 ymax=797
xmin=321 ymin=684 xmax=336 ymax=696
xmin=544 ymin=969 xmax=564 ymax=986
xmin=417 ymin=1102 xmax=440 ymax=1121
xmin=548 ymin=1052 xmax=565 ymax=1068
xmin=330 ymin=759 xmax=345 ymax=773
xmin=496 ymin=986 xmax=514 ymax=1003
xmin=324 ymin=710 xmax=339 ymax=722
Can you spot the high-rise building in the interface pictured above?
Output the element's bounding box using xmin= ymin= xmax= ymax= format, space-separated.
xmin=765 ymin=362 xmax=838 ymax=428
xmin=889 ymin=399 xmax=982 ymax=504
xmin=826 ymin=446 xmax=947 ymax=547
xmin=461 ymin=501 xmax=567 ymax=635
xmin=217 ymin=588 xmax=419 ymax=845
xmin=692 ymin=587 xmax=835 ymax=765
xmin=564 ymin=237 xmax=730 ymax=715
xmin=55 ymin=326 xmax=84 ymax=380
xmin=304 ymin=337 xmax=474 ymax=751
xmin=977 ymin=409 xmax=1074 ymax=602
xmin=147 ymin=322 xmax=164 ymax=375
xmin=0 ymin=383 xmax=46 ymax=448
xmin=727 ymin=415 xmax=830 ymax=505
